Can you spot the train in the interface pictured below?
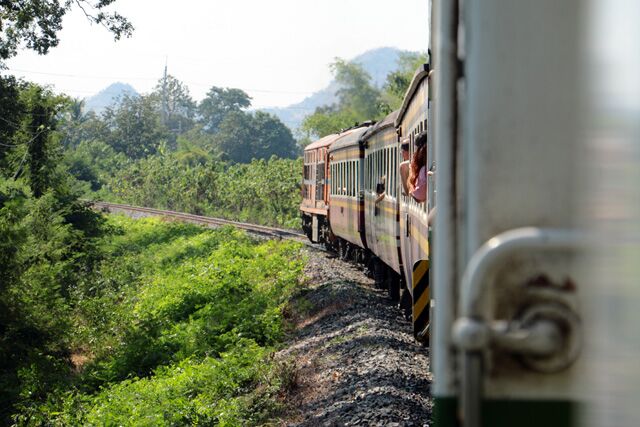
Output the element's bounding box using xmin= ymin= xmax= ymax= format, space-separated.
xmin=302 ymin=1 xmax=639 ymax=426
xmin=301 ymin=63 xmax=433 ymax=343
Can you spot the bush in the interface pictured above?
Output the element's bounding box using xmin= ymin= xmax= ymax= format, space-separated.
xmin=13 ymin=216 xmax=304 ymax=425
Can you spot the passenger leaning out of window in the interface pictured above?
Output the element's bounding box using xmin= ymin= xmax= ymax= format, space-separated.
xmin=400 ymin=131 xmax=430 ymax=203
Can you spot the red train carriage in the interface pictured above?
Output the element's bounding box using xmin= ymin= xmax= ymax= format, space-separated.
xmin=327 ymin=123 xmax=373 ymax=258
xmin=301 ymin=133 xmax=341 ymax=243
xmin=395 ymin=64 xmax=432 ymax=341
xmin=362 ymin=111 xmax=403 ymax=299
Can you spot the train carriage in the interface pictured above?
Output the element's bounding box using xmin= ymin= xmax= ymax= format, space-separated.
xmin=395 ymin=64 xmax=432 ymax=340
xmin=328 ymin=124 xmax=372 ymax=256
xmin=301 ymin=133 xmax=341 ymax=243
xmin=362 ymin=111 xmax=403 ymax=298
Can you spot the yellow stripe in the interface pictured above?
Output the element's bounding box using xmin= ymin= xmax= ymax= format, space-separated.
xmin=412 ymin=261 xmax=429 ymax=289
xmin=413 ymin=287 xmax=430 ymax=322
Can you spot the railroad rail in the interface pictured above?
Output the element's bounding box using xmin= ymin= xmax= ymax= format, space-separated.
xmin=91 ymin=201 xmax=311 ymax=244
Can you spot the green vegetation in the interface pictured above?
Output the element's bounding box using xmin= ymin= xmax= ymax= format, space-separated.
xmin=1 ymin=16 xmax=427 ymax=423
xmin=10 ymin=215 xmax=304 ymax=426
xmin=301 ymin=52 xmax=428 ymax=139
xmin=0 ymin=1 xmax=132 ymax=65
xmin=0 ymin=74 xmax=304 ymax=425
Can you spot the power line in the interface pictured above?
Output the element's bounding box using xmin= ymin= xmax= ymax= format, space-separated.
xmin=12 ymin=127 xmax=48 ymax=180
xmin=5 ymin=67 xmax=318 ymax=96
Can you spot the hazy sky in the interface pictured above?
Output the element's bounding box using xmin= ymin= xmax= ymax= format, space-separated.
xmin=5 ymin=0 xmax=429 ymax=109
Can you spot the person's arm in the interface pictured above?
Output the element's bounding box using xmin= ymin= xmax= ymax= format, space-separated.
xmin=375 ymin=175 xmax=386 ymax=203
xmin=400 ymin=161 xmax=411 ymax=196
xmin=428 ymin=206 xmax=436 ymax=226
xmin=410 ymin=167 xmax=427 ymax=202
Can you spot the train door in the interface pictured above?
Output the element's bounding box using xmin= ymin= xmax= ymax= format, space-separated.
xmin=432 ymin=0 xmax=591 ymax=426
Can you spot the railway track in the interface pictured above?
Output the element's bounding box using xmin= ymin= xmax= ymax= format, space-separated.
xmin=91 ymin=201 xmax=314 ymax=245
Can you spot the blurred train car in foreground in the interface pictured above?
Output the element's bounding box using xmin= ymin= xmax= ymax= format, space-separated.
xmin=431 ymin=0 xmax=640 ymax=426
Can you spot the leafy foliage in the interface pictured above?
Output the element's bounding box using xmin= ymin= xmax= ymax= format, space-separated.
xmin=12 ymin=216 xmax=304 ymax=426
xmin=102 ymin=94 xmax=173 ymax=158
xmin=199 ymin=86 xmax=252 ymax=133
xmin=93 ymin=151 xmax=302 ymax=228
xmin=0 ymin=0 xmax=133 ymax=64
xmin=380 ymin=51 xmax=429 ymax=111
xmin=301 ymin=53 xmax=428 ymax=140
xmin=301 ymin=58 xmax=385 ymax=138
xmin=150 ymin=74 xmax=197 ymax=134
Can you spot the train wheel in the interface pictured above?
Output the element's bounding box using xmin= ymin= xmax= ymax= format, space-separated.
xmin=387 ymin=271 xmax=400 ymax=302
xmin=373 ymin=258 xmax=386 ymax=290
xmin=338 ymin=239 xmax=348 ymax=260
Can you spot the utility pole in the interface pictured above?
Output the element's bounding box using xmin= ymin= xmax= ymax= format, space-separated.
xmin=161 ymin=60 xmax=168 ymax=126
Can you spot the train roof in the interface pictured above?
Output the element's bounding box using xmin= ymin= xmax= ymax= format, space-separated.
xmin=395 ymin=63 xmax=430 ymax=127
xmin=304 ymin=133 xmax=342 ymax=151
xmin=362 ymin=110 xmax=399 ymax=141
xmin=329 ymin=124 xmax=373 ymax=152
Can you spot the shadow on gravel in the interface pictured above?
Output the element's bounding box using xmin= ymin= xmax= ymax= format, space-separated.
xmin=281 ymin=259 xmax=432 ymax=427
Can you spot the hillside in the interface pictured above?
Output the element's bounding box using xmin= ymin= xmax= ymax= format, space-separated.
xmin=84 ymin=82 xmax=139 ymax=115
xmin=261 ymin=47 xmax=412 ymax=132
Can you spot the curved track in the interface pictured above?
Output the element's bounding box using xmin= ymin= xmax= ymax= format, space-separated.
xmin=92 ymin=201 xmax=313 ymax=245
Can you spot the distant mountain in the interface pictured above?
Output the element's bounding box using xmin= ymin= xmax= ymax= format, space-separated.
xmin=260 ymin=47 xmax=411 ymax=132
xmin=84 ymin=82 xmax=139 ymax=115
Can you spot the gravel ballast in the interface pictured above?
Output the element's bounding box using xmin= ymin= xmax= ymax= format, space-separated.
xmin=280 ymin=248 xmax=432 ymax=426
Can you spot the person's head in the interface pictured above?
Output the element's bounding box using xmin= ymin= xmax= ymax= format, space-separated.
xmin=401 ymin=137 xmax=410 ymax=161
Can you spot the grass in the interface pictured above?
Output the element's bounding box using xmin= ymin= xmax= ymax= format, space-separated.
xmin=15 ymin=215 xmax=305 ymax=426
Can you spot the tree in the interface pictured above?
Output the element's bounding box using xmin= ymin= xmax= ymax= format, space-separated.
xmin=212 ymin=111 xmax=254 ymax=163
xmin=198 ymin=87 xmax=251 ymax=133
xmin=252 ymin=111 xmax=298 ymax=159
xmin=0 ymin=76 xmax=25 ymax=164
xmin=331 ymin=59 xmax=381 ymax=119
xmin=300 ymin=105 xmax=359 ymax=139
xmin=380 ymin=51 xmax=429 ymax=112
xmin=150 ymin=74 xmax=196 ymax=134
xmin=301 ymin=58 xmax=383 ymax=139
xmin=0 ymin=0 xmax=133 ymax=64
xmin=103 ymin=94 xmax=171 ymax=159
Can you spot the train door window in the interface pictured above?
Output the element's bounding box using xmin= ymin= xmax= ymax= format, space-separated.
xmin=347 ymin=161 xmax=351 ymax=197
xmin=353 ymin=161 xmax=356 ymax=197
xmin=385 ymin=147 xmax=390 ymax=192
xmin=330 ymin=164 xmax=334 ymax=195
xmin=355 ymin=161 xmax=359 ymax=196
xmin=354 ymin=160 xmax=358 ymax=196
xmin=393 ymin=146 xmax=398 ymax=198
xmin=349 ymin=162 xmax=356 ymax=197
xmin=367 ymin=155 xmax=371 ymax=191
xmin=348 ymin=161 xmax=352 ymax=197
xmin=353 ymin=160 xmax=357 ymax=197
